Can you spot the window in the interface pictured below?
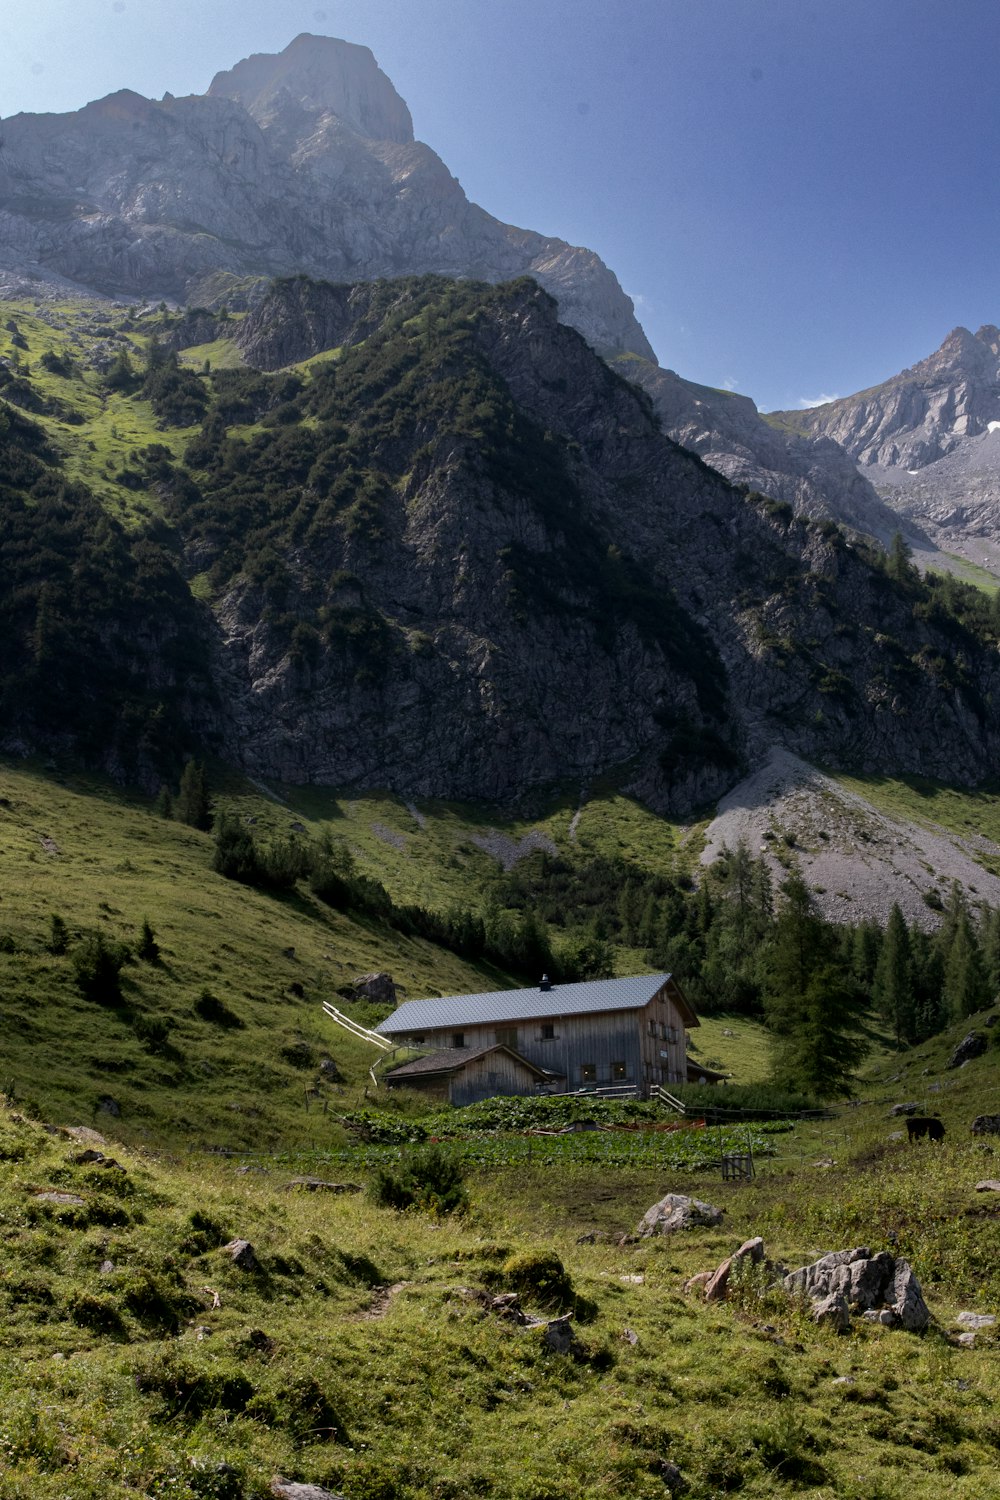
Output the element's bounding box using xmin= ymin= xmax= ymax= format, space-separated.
xmin=612 ymin=1060 xmax=627 ymax=1081
xmin=581 ymin=1062 xmax=597 ymax=1083
xmin=452 ymin=1032 xmax=465 ymax=1049
xmin=541 ymin=1023 xmax=555 ymax=1040
xmin=648 ymin=1019 xmax=657 ymax=1036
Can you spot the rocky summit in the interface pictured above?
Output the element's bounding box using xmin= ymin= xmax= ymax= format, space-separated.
xmin=0 ymin=34 xmax=651 ymax=361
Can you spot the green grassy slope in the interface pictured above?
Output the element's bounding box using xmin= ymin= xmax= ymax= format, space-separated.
xmin=0 ymin=1005 xmax=998 ymax=1499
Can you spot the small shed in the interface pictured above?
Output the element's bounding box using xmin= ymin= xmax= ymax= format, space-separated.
xmin=384 ymin=1044 xmax=556 ymax=1107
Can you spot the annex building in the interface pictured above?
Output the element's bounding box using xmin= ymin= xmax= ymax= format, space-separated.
xmin=375 ymin=972 xmax=698 ymax=1106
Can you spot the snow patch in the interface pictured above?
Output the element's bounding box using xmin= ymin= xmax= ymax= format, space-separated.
xmin=988 ymin=421 xmax=1000 ymax=434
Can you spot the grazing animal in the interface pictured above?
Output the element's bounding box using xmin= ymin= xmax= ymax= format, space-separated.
xmin=906 ymin=1115 xmax=945 ymax=1143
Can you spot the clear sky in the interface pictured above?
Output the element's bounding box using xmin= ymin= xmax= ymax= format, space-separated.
xmin=2 ymin=0 xmax=998 ymax=411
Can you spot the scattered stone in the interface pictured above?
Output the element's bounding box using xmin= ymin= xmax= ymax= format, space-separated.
xmin=831 ymin=1374 xmax=855 ymax=1385
xmin=703 ymin=1258 xmax=733 ymax=1302
xmin=618 ymin=1273 xmax=644 ymax=1284
xmin=271 ymin=1481 xmax=346 ymax=1500
xmin=33 ymin=1191 xmax=84 ymax=1205
xmin=289 ymin=821 xmax=306 ymax=834
xmin=861 ymin=1309 xmax=897 ymax=1326
xmin=285 ymin=1177 xmax=360 ymax=1194
xmin=62 ymin=1126 xmax=106 ymax=1145
xmin=235 ymin=1164 xmax=269 ymax=1175
xmin=658 ymin=1460 xmax=688 ymax=1495
xmin=956 ymin=1312 xmax=995 ymax=1329
xmin=318 ymin=1057 xmax=341 ymax=1082
xmin=541 ymin=1314 xmax=583 ymax=1356
xmin=636 ymin=1193 xmax=723 ymax=1237
xmin=621 ymin=1327 xmax=639 ymax=1345
xmin=956 ymin=1331 xmax=977 ymax=1348
xmin=96 ymin=1096 xmax=120 ymax=1117
xmin=223 ymin=1239 xmax=260 ymax=1272
xmin=100 ymin=1260 xmax=115 ymax=1276
xmin=349 ymin=971 xmax=397 ymax=1006
xmin=72 ymin=1149 xmax=126 ymax=1171
xmin=949 ymin=1031 xmax=987 ymax=1069
xmin=889 ymin=1102 xmax=920 ymax=1117
xmin=200 ymin=1286 xmax=222 ymax=1309
xmin=683 ymin=1271 xmax=714 ymax=1295
xmin=975 ymin=1180 xmax=1000 ymax=1192
xmin=194 ymin=1325 xmax=212 ymax=1339
xmin=986 ymin=1014 xmax=999 ymax=1028
xmin=891 ymin=1260 xmax=931 ymax=1332
xmin=972 ymin=1115 xmax=1000 ymax=1136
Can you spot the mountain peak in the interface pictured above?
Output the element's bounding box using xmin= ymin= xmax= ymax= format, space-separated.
xmin=207 ymin=33 xmax=414 ymax=143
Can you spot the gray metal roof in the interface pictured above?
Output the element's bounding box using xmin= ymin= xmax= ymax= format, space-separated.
xmin=376 ymin=973 xmax=694 ymax=1035
xmin=385 ymin=1044 xmax=550 ymax=1081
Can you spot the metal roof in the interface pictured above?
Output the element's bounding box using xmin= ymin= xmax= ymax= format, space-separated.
xmin=385 ymin=1044 xmax=550 ymax=1081
xmin=376 ymin=973 xmax=697 ymax=1035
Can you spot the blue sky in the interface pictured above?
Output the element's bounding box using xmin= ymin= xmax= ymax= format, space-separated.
xmin=2 ymin=0 xmax=999 ymax=411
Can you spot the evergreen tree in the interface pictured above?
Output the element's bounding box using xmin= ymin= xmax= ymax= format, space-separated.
xmin=872 ymin=903 xmax=913 ymax=1046
xmin=174 ymin=760 xmax=211 ymax=830
xmin=942 ymin=910 xmax=990 ymax=1020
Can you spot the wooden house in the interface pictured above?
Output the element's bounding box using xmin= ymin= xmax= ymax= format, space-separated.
xmin=377 ymin=973 xmax=697 ymax=1103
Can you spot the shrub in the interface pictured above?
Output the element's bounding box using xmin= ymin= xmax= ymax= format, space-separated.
xmin=137 ymin=917 xmax=160 ymax=963
xmin=501 ymin=1249 xmax=575 ymax=1310
xmin=47 ymin=913 xmax=68 ymax=954
xmin=194 ymin=988 xmax=243 ymax=1029
xmin=68 ymin=1292 xmax=127 ymax=1336
xmin=369 ymin=1144 xmax=467 ymax=1215
xmin=71 ymin=931 xmax=130 ymax=1005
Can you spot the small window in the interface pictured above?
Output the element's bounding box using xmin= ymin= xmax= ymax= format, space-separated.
xmin=452 ymin=1032 xmax=465 ymax=1049
xmin=541 ymin=1023 xmax=555 ymax=1040
xmin=612 ymin=1061 xmax=627 ymax=1081
xmin=581 ymin=1062 xmax=597 ymax=1083
xmin=648 ymin=1019 xmax=657 ymax=1036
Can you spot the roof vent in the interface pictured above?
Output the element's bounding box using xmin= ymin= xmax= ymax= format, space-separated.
xmin=539 ymin=974 xmax=553 ymax=992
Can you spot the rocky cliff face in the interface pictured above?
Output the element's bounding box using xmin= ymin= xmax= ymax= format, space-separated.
xmin=0 ymin=34 xmax=652 ymax=360
xmin=612 ymin=356 xmax=932 ymax=552
xmin=167 ymin=277 xmax=1000 ymax=807
xmin=771 ymin=325 xmax=1000 ymax=570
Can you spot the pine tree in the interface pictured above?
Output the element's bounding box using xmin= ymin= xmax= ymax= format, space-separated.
xmin=872 ymin=903 xmax=913 ymax=1046
xmin=174 ymin=761 xmax=211 ymax=830
xmin=942 ymin=911 xmax=990 ymax=1020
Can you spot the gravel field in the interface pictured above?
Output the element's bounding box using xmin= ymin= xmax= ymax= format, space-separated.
xmin=701 ymin=746 xmax=1000 ymax=928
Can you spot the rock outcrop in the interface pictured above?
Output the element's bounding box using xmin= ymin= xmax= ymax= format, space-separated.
xmin=636 ymin=1194 xmax=724 ymax=1236
xmin=783 ymin=1246 xmax=930 ymax=1331
xmin=0 ymin=34 xmax=651 ymax=361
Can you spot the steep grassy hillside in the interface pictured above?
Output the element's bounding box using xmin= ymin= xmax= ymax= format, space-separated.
xmin=0 ymin=1005 xmax=998 ymax=1500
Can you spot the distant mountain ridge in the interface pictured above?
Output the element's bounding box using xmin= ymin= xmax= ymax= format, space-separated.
xmin=0 ymin=34 xmax=652 ymax=361
xmin=772 ymin=324 xmax=1000 ymax=571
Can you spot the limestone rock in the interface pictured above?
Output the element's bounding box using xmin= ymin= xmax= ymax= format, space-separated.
xmin=636 ymin=1194 xmax=723 ymax=1237
xmin=889 ymin=1102 xmax=920 ymax=1117
xmin=975 ymin=1180 xmax=1000 ymax=1192
xmin=33 ymin=1191 xmax=84 ymax=1206
xmin=972 ymin=1115 xmax=1000 ymax=1135
xmin=784 ymin=1247 xmax=929 ymax=1332
xmin=889 ymin=1260 xmax=930 ymax=1331
xmin=956 ymin=1311 xmax=995 ymax=1329
xmin=811 ymin=1292 xmax=851 ymax=1332
xmin=949 ymin=1032 xmax=987 ymax=1068
xmin=223 ymin=1238 xmax=260 ymax=1272
xmin=271 ymin=1480 xmax=346 ymax=1500
xmin=349 ymin=972 xmax=397 ymax=1006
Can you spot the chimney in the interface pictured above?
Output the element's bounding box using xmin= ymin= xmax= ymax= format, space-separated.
xmin=539 ymin=974 xmax=552 ymax=991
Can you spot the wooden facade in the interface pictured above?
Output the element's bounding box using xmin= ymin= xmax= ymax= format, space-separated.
xmin=384 ymin=1044 xmax=549 ymax=1106
xmin=378 ymin=976 xmax=696 ymax=1099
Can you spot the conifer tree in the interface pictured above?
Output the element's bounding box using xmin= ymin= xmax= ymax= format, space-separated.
xmin=872 ymin=903 xmax=913 ymax=1046
xmin=942 ymin=910 xmax=990 ymax=1020
xmin=174 ymin=760 xmax=211 ymax=830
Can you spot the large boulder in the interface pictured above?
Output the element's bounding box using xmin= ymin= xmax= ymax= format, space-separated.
xmin=784 ymin=1246 xmax=930 ymax=1331
xmin=971 ymin=1114 xmax=1000 ymax=1136
xmin=636 ymin=1194 xmax=723 ymax=1237
xmin=349 ymin=972 xmax=397 ymax=1006
xmin=949 ymin=1031 xmax=987 ymax=1068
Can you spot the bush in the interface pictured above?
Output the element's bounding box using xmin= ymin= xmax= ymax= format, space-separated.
xmin=68 ymin=1292 xmax=127 ymax=1336
xmin=502 ymin=1249 xmax=575 ymax=1310
xmin=71 ymin=931 xmax=130 ymax=1005
xmin=369 ymin=1144 xmax=467 ymax=1215
xmin=194 ymin=988 xmax=243 ymax=1029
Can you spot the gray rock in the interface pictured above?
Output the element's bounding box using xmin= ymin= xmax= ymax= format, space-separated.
xmin=33 ymin=1191 xmax=84 ymax=1206
xmin=349 ymin=972 xmax=397 ymax=1006
xmin=658 ymin=1460 xmax=688 ymax=1495
xmin=861 ymin=1309 xmax=897 ymax=1326
xmin=223 ymin=1238 xmax=260 ymax=1272
xmin=956 ymin=1311 xmax=995 ymax=1329
xmin=972 ymin=1114 xmax=1000 ymax=1136
xmin=636 ymin=1193 xmax=724 ymax=1237
xmin=96 ymin=1096 xmax=121 ymax=1117
xmin=540 ymin=1314 xmax=582 ymax=1356
xmin=285 ymin=1177 xmax=360 ymax=1194
xmin=975 ymin=1180 xmax=1000 ymax=1192
xmin=949 ymin=1031 xmax=987 ymax=1069
xmin=889 ymin=1260 xmax=930 ymax=1332
xmin=889 ymin=1102 xmax=920 ymax=1117
xmin=271 ymin=1481 xmax=346 ymax=1500
xmin=811 ymin=1292 xmax=851 ymax=1331
xmin=956 ymin=1331 xmax=977 ymax=1347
